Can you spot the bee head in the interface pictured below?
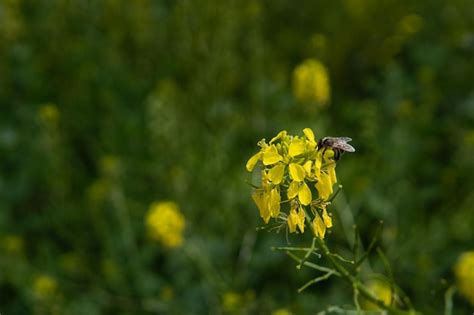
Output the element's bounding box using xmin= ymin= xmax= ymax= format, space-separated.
xmin=317 ymin=138 xmax=323 ymax=150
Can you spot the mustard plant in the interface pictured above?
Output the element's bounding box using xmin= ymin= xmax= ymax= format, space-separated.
xmin=247 ymin=128 xmax=420 ymax=315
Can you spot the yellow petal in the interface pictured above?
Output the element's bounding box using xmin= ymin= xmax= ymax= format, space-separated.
xmin=263 ymin=145 xmax=283 ymax=165
xmin=268 ymin=188 xmax=281 ymax=218
xmin=289 ymin=163 xmax=306 ymax=182
xmin=297 ymin=207 xmax=306 ymax=233
xmin=316 ymin=173 xmax=333 ymax=200
xmin=323 ymin=149 xmax=334 ymax=161
xmin=267 ymin=164 xmax=285 ymax=184
xmin=314 ymin=152 xmax=322 ymax=178
xmin=303 ymin=128 xmax=315 ymax=143
xmin=288 ymin=209 xmax=298 ymax=233
xmin=270 ymin=130 xmax=287 ymax=144
xmin=303 ymin=160 xmax=313 ymax=175
xmin=328 ymin=163 xmax=337 ymax=185
xmin=288 ymin=138 xmax=306 ymax=157
xmin=312 ymin=216 xmax=326 ymax=239
xmin=246 ymin=152 xmax=262 ymax=172
xmin=298 ymin=182 xmax=312 ymax=205
xmin=322 ymin=208 xmax=332 ymax=228
xmin=252 ymin=190 xmax=270 ymax=223
xmin=287 ymin=181 xmax=299 ymax=199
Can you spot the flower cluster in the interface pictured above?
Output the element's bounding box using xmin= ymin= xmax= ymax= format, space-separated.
xmin=246 ymin=128 xmax=338 ymax=239
xmin=146 ymin=201 xmax=185 ymax=248
xmin=454 ymin=250 xmax=474 ymax=305
xmin=293 ymin=59 xmax=330 ymax=106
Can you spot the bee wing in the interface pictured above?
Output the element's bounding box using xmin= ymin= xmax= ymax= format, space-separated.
xmin=337 ymin=137 xmax=352 ymax=142
xmin=331 ymin=141 xmax=356 ymax=152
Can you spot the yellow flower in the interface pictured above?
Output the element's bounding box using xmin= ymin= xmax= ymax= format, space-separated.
xmin=222 ymin=291 xmax=242 ymax=312
xmin=293 ymin=59 xmax=330 ymax=106
xmin=288 ymin=205 xmax=305 ymax=233
xmin=312 ymin=215 xmax=326 ymax=239
xmin=272 ymin=308 xmax=292 ymax=315
xmin=298 ymin=182 xmax=312 ymax=205
xmin=33 ymin=274 xmax=57 ymax=300
xmin=146 ymin=201 xmax=185 ymax=248
xmin=38 ymin=103 xmax=60 ymax=124
xmin=315 ymin=172 xmax=333 ymax=200
xmin=362 ymin=280 xmax=392 ymax=310
xmin=160 ymin=286 xmax=175 ymax=301
xmin=247 ymin=128 xmax=343 ymax=237
xmin=398 ymin=14 xmax=423 ymax=35
xmin=1 ymin=235 xmax=23 ymax=254
xmin=454 ymin=251 xmax=474 ymax=305
xmin=322 ymin=207 xmax=332 ymax=228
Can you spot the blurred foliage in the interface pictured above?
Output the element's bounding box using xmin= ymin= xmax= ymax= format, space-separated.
xmin=1 ymin=0 xmax=474 ymax=314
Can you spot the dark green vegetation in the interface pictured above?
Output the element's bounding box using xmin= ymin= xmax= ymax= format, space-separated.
xmin=1 ymin=1 xmax=473 ymax=314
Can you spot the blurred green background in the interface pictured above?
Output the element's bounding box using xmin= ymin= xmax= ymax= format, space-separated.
xmin=1 ymin=0 xmax=474 ymax=314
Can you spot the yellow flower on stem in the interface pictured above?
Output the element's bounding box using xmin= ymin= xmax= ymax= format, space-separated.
xmin=293 ymin=59 xmax=331 ymax=106
xmin=246 ymin=128 xmax=346 ymax=237
xmin=454 ymin=251 xmax=474 ymax=305
xmin=298 ymin=182 xmax=312 ymax=206
xmin=146 ymin=201 xmax=185 ymax=248
xmin=313 ymin=215 xmax=326 ymax=239
xmin=252 ymin=189 xmax=270 ymax=223
xmin=316 ymin=172 xmax=333 ymax=200
xmin=288 ymin=204 xmax=305 ymax=233
xmin=33 ymin=274 xmax=57 ymax=300
xmin=322 ymin=207 xmax=332 ymax=228
xmin=362 ymin=280 xmax=392 ymax=310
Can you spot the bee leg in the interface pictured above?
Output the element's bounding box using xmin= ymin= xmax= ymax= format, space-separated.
xmin=334 ymin=149 xmax=340 ymax=161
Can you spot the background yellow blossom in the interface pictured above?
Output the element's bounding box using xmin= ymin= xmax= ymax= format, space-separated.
xmin=146 ymin=201 xmax=185 ymax=248
xmin=293 ymin=59 xmax=330 ymax=106
xmin=454 ymin=251 xmax=474 ymax=305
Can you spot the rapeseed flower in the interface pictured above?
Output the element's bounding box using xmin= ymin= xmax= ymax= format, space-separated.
xmin=293 ymin=59 xmax=330 ymax=106
xmin=146 ymin=201 xmax=185 ymax=248
xmin=362 ymin=279 xmax=392 ymax=310
xmin=246 ymin=128 xmax=341 ymax=238
xmin=272 ymin=308 xmax=292 ymax=315
xmin=33 ymin=274 xmax=57 ymax=300
xmin=454 ymin=251 xmax=474 ymax=305
xmin=38 ymin=103 xmax=60 ymax=124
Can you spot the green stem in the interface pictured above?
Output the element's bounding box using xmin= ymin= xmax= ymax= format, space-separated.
xmin=315 ymin=237 xmax=419 ymax=315
xmin=286 ymin=251 xmax=340 ymax=275
xmin=298 ymin=270 xmax=337 ymax=292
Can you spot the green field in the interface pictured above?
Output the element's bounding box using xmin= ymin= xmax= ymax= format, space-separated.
xmin=1 ymin=1 xmax=473 ymax=314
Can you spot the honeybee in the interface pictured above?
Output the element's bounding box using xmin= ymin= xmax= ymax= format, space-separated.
xmin=317 ymin=137 xmax=355 ymax=161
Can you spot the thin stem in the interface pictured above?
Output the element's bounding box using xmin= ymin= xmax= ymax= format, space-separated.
xmin=298 ymin=270 xmax=337 ymax=293
xmin=353 ymin=283 xmax=361 ymax=312
xmin=315 ymin=237 xmax=419 ymax=315
xmin=273 ymin=246 xmax=321 ymax=258
xmin=444 ymin=286 xmax=456 ymax=315
xmin=298 ymin=237 xmax=317 ymax=270
xmin=354 ymin=221 xmax=383 ymax=269
xmin=286 ymin=251 xmax=340 ymax=275
xmin=331 ymin=253 xmax=354 ymax=264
